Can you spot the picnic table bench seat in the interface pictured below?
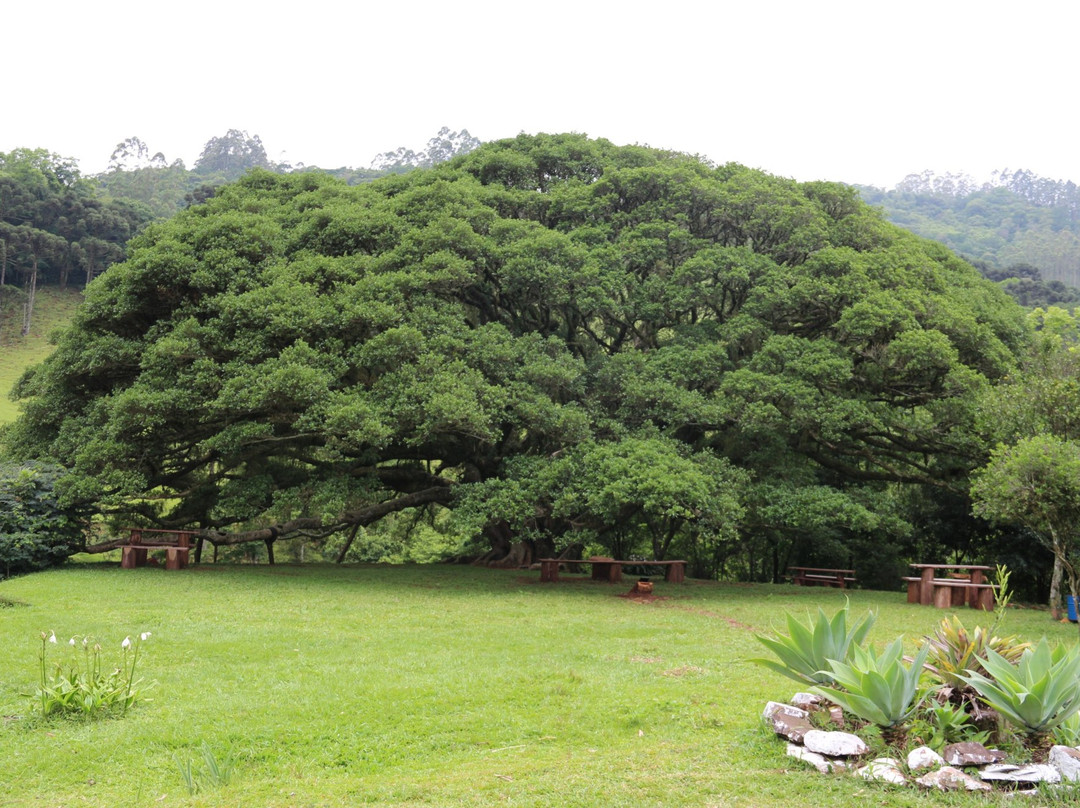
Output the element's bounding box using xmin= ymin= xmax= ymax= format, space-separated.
xmin=905 ymin=564 xmax=996 ymax=610
xmin=903 ymin=576 xmax=997 ymax=610
xmin=788 ymin=567 xmax=856 ymax=588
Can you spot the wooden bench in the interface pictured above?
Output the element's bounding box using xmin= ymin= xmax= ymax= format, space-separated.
xmin=539 ymin=557 xmax=686 ymax=584
xmin=788 ymin=567 xmax=856 ymax=588
xmin=121 ymin=528 xmax=195 ymax=571
xmin=903 ymin=576 xmax=996 ymax=610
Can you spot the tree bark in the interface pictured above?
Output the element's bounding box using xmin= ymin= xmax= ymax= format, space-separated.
xmin=21 ymin=254 xmax=37 ymax=336
xmin=335 ymin=523 xmax=362 ymax=564
xmin=1050 ymin=539 xmax=1065 ymax=620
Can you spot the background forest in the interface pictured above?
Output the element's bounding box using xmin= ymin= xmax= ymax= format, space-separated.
xmin=3 ymin=129 xmax=1080 ymax=609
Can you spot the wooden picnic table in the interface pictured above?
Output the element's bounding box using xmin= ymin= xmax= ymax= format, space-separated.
xmin=121 ymin=528 xmax=195 ymax=571
xmin=905 ymin=563 xmax=995 ymax=610
xmin=787 ymin=566 xmax=856 ymax=588
xmin=539 ymin=557 xmax=687 ymax=584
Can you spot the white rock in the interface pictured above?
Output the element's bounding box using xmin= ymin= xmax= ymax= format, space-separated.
xmin=858 ymin=758 xmax=906 ymax=785
xmin=1051 ymin=745 xmax=1080 ymax=782
xmin=981 ymin=763 xmax=1061 ymax=784
xmin=791 ymin=692 xmax=823 ymax=710
xmin=907 ymin=745 xmax=945 ymax=771
xmin=786 ymin=743 xmax=847 ymax=774
xmin=915 ymin=766 xmax=992 ymax=792
xmin=763 ymin=701 xmax=809 ymax=720
xmin=802 ymin=729 xmax=869 ymax=757
xmin=942 ymin=742 xmax=1005 ymax=766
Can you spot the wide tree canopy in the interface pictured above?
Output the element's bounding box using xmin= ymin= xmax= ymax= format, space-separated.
xmin=3 ymin=134 xmax=1030 ymax=576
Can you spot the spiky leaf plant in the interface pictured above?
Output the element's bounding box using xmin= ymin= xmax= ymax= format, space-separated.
xmin=811 ymin=639 xmax=933 ymax=748
xmin=921 ymin=615 xmax=1030 ymax=689
xmin=960 ymin=637 xmax=1080 ymax=761
xmin=752 ymin=604 xmax=875 ymax=687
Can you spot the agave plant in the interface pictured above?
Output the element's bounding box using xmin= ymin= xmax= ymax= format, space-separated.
xmin=959 ymin=637 xmax=1080 ymax=761
xmin=911 ymin=700 xmax=990 ymax=751
xmin=920 ymin=615 xmax=1030 ymax=689
xmin=1053 ymin=710 xmax=1080 ymax=747
xmin=752 ymin=604 xmax=875 ymax=687
xmin=810 ymin=639 xmax=934 ymax=748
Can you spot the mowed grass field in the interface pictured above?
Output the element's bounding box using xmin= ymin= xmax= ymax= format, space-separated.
xmin=1 ymin=563 xmax=1072 ymax=807
xmin=0 ymin=287 xmax=83 ymax=425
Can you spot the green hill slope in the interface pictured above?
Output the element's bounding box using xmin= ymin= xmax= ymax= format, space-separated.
xmin=0 ymin=287 xmax=83 ymax=425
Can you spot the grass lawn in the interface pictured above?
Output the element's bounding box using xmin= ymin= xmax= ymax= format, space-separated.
xmin=0 ymin=287 xmax=83 ymax=425
xmin=0 ymin=563 xmax=1073 ymax=807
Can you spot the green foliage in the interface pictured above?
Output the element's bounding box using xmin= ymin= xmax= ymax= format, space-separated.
xmin=919 ymin=615 xmax=1030 ymax=689
xmin=858 ymin=168 xmax=1080 ymax=295
xmin=960 ymin=637 xmax=1080 ymax=736
xmin=811 ymin=639 xmax=933 ymax=731
xmin=0 ymin=462 xmax=84 ymax=577
xmin=5 ymin=134 xmax=1030 ymax=567
xmin=0 ymin=148 xmax=150 ymax=295
xmin=752 ymin=604 xmax=875 ymax=686
xmin=1052 ymin=710 xmax=1080 ymax=746
xmin=910 ymin=700 xmax=990 ymax=751
xmin=971 ymin=435 xmax=1080 ymax=618
xmin=33 ymin=630 xmax=152 ymax=719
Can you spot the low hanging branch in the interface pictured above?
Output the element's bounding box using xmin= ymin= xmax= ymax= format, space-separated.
xmin=82 ymin=485 xmax=454 ymax=554
xmin=204 ymin=485 xmax=455 ymax=546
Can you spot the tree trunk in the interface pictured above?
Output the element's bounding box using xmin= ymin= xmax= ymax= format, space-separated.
xmin=1050 ymin=548 xmax=1064 ymax=620
xmin=472 ymin=520 xmax=514 ymax=565
xmin=489 ymin=540 xmax=532 ymax=569
xmin=21 ymin=254 xmax=37 ymax=336
xmin=265 ymin=538 xmax=275 ymax=565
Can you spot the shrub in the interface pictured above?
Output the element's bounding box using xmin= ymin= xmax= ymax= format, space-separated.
xmin=0 ymin=463 xmax=84 ymax=578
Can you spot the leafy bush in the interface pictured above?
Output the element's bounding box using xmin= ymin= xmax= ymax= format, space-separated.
xmin=811 ymin=639 xmax=933 ymax=747
xmin=752 ymin=604 xmax=875 ymax=686
xmin=0 ymin=463 xmax=84 ymax=578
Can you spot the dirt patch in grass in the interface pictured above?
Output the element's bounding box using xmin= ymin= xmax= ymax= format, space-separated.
xmin=661 ymin=665 xmax=707 ymax=677
xmin=659 ymin=602 xmax=756 ymax=630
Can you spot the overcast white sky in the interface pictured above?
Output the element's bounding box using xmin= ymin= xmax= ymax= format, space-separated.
xmin=4 ymin=0 xmax=1077 ymax=188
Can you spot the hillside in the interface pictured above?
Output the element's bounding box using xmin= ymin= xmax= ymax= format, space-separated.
xmin=0 ymin=287 xmax=82 ymax=424
xmin=857 ymin=169 xmax=1080 ymax=304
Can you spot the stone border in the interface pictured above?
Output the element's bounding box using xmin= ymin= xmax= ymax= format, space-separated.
xmin=765 ymin=696 xmax=1080 ymax=795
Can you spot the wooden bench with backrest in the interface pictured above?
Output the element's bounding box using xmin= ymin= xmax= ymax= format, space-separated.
xmin=121 ymin=528 xmax=195 ymax=571
xmin=539 ymin=557 xmax=686 ymax=584
xmin=788 ymin=567 xmax=856 ymax=588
